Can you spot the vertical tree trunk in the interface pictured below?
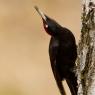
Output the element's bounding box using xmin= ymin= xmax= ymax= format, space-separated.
xmin=77 ymin=0 xmax=95 ymax=95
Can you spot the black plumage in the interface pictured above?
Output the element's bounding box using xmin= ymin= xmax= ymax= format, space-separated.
xmin=35 ymin=6 xmax=78 ymax=95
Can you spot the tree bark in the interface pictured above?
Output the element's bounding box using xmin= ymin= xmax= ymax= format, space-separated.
xmin=77 ymin=0 xmax=95 ymax=95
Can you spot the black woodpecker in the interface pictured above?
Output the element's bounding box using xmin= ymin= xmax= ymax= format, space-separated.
xmin=35 ymin=6 xmax=78 ymax=95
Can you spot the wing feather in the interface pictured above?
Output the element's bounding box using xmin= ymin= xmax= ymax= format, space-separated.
xmin=49 ymin=37 xmax=66 ymax=95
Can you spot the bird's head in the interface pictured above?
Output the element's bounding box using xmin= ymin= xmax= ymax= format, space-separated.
xmin=35 ymin=6 xmax=61 ymax=36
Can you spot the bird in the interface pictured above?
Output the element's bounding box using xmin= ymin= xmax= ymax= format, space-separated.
xmin=34 ymin=6 xmax=78 ymax=95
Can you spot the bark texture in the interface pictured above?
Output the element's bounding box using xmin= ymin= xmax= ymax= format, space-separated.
xmin=77 ymin=0 xmax=95 ymax=95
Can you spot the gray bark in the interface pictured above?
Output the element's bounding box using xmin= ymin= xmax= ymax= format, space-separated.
xmin=77 ymin=0 xmax=95 ymax=95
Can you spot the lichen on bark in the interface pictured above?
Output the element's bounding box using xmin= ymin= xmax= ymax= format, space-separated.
xmin=77 ymin=0 xmax=95 ymax=95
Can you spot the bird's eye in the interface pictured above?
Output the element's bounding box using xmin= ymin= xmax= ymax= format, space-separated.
xmin=45 ymin=24 xmax=48 ymax=28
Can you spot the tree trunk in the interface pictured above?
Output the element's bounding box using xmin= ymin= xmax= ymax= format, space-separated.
xmin=77 ymin=0 xmax=95 ymax=95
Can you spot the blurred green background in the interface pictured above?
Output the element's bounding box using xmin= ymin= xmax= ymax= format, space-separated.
xmin=0 ymin=0 xmax=81 ymax=95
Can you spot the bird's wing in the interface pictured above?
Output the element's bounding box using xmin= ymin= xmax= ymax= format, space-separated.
xmin=49 ymin=37 xmax=66 ymax=95
xmin=66 ymin=72 xmax=78 ymax=95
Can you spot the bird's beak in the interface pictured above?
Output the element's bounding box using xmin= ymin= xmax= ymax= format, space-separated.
xmin=34 ymin=6 xmax=47 ymax=22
